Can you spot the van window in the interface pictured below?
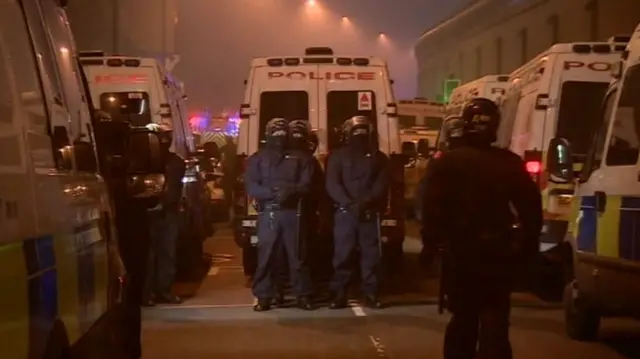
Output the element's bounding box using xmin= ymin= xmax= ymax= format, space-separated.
xmin=581 ymin=89 xmax=616 ymax=180
xmin=327 ymin=91 xmax=378 ymax=150
xmin=605 ymin=65 xmax=640 ymax=166
xmin=258 ymin=91 xmax=308 ymax=141
xmin=425 ymin=117 xmax=443 ymax=131
xmin=556 ymin=81 xmax=608 ymax=156
xmin=100 ymin=92 xmax=151 ymax=126
xmin=398 ymin=115 xmax=415 ymax=129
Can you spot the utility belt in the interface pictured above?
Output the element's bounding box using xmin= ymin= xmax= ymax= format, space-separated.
xmin=258 ymin=200 xmax=299 ymax=212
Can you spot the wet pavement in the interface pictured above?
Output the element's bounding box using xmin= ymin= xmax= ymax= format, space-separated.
xmin=141 ymin=223 xmax=640 ymax=359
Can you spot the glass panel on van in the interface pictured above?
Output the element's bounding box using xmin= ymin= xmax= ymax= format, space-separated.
xmin=398 ymin=115 xmax=416 ymax=129
xmin=99 ymin=92 xmax=151 ymax=126
xmin=556 ymin=81 xmax=608 ymax=157
xmin=605 ymin=65 xmax=640 ymax=166
xmin=327 ymin=91 xmax=378 ymax=150
xmin=258 ymin=91 xmax=309 ymax=142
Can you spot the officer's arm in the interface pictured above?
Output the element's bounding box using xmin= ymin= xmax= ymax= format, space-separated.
xmin=294 ymin=155 xmax=315 ymax=195
xmin=414 ymin=159 xmax=435 ymax=220
xmin=244 ymin=154 xmax=275 ymax=200
xmin=364 ymin=152 xmax=390 ymax=203
xmin=162 ymin=156 xmax=186 ymax=208
xmin=510 ymin=156 xmax=543 ymax=244
xmin=325 ymin=153 xmax=352 ymax=206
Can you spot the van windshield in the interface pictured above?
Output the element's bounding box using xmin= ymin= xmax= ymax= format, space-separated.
xmin=259 ymin=91 xmax=309 ymax=141
xmin=327 ymin=91 xmax=378 ymax=150
xmin=556 ymin=81 xmax=609 ymax=156
xmin=99 ymin=92 xmax=151 ymax=126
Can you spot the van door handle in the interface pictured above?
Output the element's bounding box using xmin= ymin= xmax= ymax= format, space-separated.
xmin=594 ymin=191 xmax=606 ymax=213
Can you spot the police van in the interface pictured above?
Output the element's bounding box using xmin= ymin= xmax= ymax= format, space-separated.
xmin=542 ymin=27 xmax=640 ymax=340
xmin=444 ymin=75 xmax=509 ymax=118
xmin=496 ymin=39 xmax=628 ymax=251
xmin=235 ymin=47 xmax=405 ymax=260
xmin=1 ymin=0 xmax=130 ymax=357
xmin=78 ymin=52 xmax=212 ymax=267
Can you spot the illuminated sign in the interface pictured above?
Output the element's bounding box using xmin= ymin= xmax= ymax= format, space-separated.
xmin=563 ymin=61 xmax=612 ymax=71
xmin=267 ymin=71 xmax=375 ymax=80
xmin=94 ymin=74 xmax=147 ymax=84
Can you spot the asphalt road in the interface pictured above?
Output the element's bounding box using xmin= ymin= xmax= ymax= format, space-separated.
xmin=141 ymin=223 xmax=640 ymax=359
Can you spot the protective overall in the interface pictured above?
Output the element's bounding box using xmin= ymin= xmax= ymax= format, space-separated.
xmin=244 ymin=118 xmax=315 ymax=311
xmin=416 ymin=116 xmax=465 ymax=269
xmin=421 ymin=98 xmax=542 ymax=359
xmin=143 ymin=124 xmax=185 ymax=305
xmin=325 ymin=116 xmax=389 ymax=309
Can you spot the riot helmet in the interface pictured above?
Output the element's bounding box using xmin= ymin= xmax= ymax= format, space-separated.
xmin=288 ymin=119 xmax=310 ymax=150
xmin=341 ymin=115 xmax=372 ymax=150
xmin=439 ymin=116 xmax=465 ymax=150
xmin=264 ymin=118 xmax=288 ymax=150
xmin=460 ymin=97 xmax=500 ymax=145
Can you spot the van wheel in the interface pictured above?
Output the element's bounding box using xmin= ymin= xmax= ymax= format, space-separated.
xmin=43 ymin=321 xmax=71 ymax=359
xmin=564 ymin=281 xmax=600 ymax=341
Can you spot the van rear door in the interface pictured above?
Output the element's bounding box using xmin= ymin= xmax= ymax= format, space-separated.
xmin=319 ymin=68 xmax=386 ymax=154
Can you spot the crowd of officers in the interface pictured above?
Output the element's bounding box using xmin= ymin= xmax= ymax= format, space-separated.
xmin=245 ymin=116 xmax=389 ymax=311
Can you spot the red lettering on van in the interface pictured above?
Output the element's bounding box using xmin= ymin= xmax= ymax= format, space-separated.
xmin=95 ymin=74 xmax=147 ymax=84
xmin=267 ymin=71 xmax=375 ymax=80
xmin=563 ymin=61 xmax=611 ymax=71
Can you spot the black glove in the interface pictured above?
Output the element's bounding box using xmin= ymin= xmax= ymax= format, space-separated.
xmin=274 ymin=187 xmax=295 ymax=204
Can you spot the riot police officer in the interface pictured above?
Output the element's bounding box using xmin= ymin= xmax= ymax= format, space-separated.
xmin=143 ymin=123 xmax=185 ymax=305
xmin=326 ymin=116 xmax=389 ymax=309
xmin=415 ymin=116 xmax=465 ymax=269
xmin=421 ymin=98 xmax=542 ymax=359
xmin=244 ymin=118 xmax=315 ymax=311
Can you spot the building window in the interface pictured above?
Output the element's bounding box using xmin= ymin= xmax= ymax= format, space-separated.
xmin=495 ymin=37 xmax=503 ymax=73
xmin=475 ymin=46 xmax=482 ymax=77
xmin=548 ymin=14 xmax=559 ymax=44
xmin=519 ymin=28 xmax=528 ymax=64
xmin=585 ymin=0 xmax=599 ymax=41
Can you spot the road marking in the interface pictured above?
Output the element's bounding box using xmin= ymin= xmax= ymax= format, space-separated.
xmin=207 ymin=267 xmax=219 ymax=276
xmin=351 ymin=305 xmax=366 ymax=316
xmin=155 ymin=303 xmax=255 ymax=309
xmin=369 ymin=335 xmax=389 ymax=358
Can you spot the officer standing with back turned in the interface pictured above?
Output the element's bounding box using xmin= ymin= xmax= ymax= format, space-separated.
xmin=421 ymin=98 xmax=542 ymax=359
xmin=244 ymin=118 xmax=315 ymax=311
xmin=326 ymin=116 xmax=389 ymax=309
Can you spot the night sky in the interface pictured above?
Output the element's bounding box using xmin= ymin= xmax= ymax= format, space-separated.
xmin=173 ymin=0 xmax=473 ymax=114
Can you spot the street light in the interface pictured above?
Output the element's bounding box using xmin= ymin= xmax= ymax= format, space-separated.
xmin=342 ymin=16 xmax=349 ymax=22
xmin=307 ymin=0 xmax=316 ymax=6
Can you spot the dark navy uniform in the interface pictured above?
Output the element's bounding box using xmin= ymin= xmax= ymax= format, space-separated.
xmin=326 ymin=116 xmax=389 ymax=309
xmin=421 ymin=98 xmax=542 ymax=359
xmin=245 ymin=118 xmax=315 ymax=311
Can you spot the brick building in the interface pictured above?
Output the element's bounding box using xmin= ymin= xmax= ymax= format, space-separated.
xmin=413 ymin=0 xmax=640 ymax=99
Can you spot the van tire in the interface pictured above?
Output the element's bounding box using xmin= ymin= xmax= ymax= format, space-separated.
xmin=564 ymin=281 xmax=600 ymax=341
xmin=43 ymin=321 xmax=71 ymax=359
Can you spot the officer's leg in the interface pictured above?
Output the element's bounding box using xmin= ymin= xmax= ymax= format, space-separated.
xmin=477 ymin=289 xmax=512 ymax=359
xmin=281 ymin=210 xmax=314 ymax=309
xmin=329 ymin=211 xmax=357 ymax=309
xmin=252 ymin=212 xmax=278 ymax=311
xmin=358 ymin=220 xmax=382 ymax=308
xmin=271 ymin=239 xmax=287 ymax=305
xmin=443 ymin=292 xmax=480 ymax=359
xmin=142 ymin=213 xmax=159 ymax=306
xmin=155 ymin=209 xmax=182 ymax=304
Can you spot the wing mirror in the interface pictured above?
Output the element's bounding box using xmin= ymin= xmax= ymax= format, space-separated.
xmin=546 ymin=137 xmax=573 ymax=183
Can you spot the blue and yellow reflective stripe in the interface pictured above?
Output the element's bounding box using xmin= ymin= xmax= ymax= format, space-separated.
xmin=576 ymin=195 xmax=640 ymax=260
xmin=0 ymin=223 xmax=108 ymax=359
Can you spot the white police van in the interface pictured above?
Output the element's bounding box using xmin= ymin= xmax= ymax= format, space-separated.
xmin=444 ymin=74 xmax=509 ymax=118
xmin=543 ymin=27 xmax=640 ymax=340
xmin=235 ymin=47 xmax=406 ymax=262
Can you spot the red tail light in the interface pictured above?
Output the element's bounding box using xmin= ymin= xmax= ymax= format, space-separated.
xmin=526 ymin=160 xmax=542 ymax=174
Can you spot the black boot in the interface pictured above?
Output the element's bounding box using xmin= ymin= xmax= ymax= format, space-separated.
xmin=363 ymin=295 xmax=383 ymax=309
xmin=272 ymin=291 xmax=285 ymax=306
xmin=253 ymin=299 xmax=272 ymax=312
xmin=296 ymin=296 xmax=313 ymax=310
xmin=329 ymin=293 xmax=348 ymax=309
xmin=156 ymin=293 xmax=182 ymax=305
